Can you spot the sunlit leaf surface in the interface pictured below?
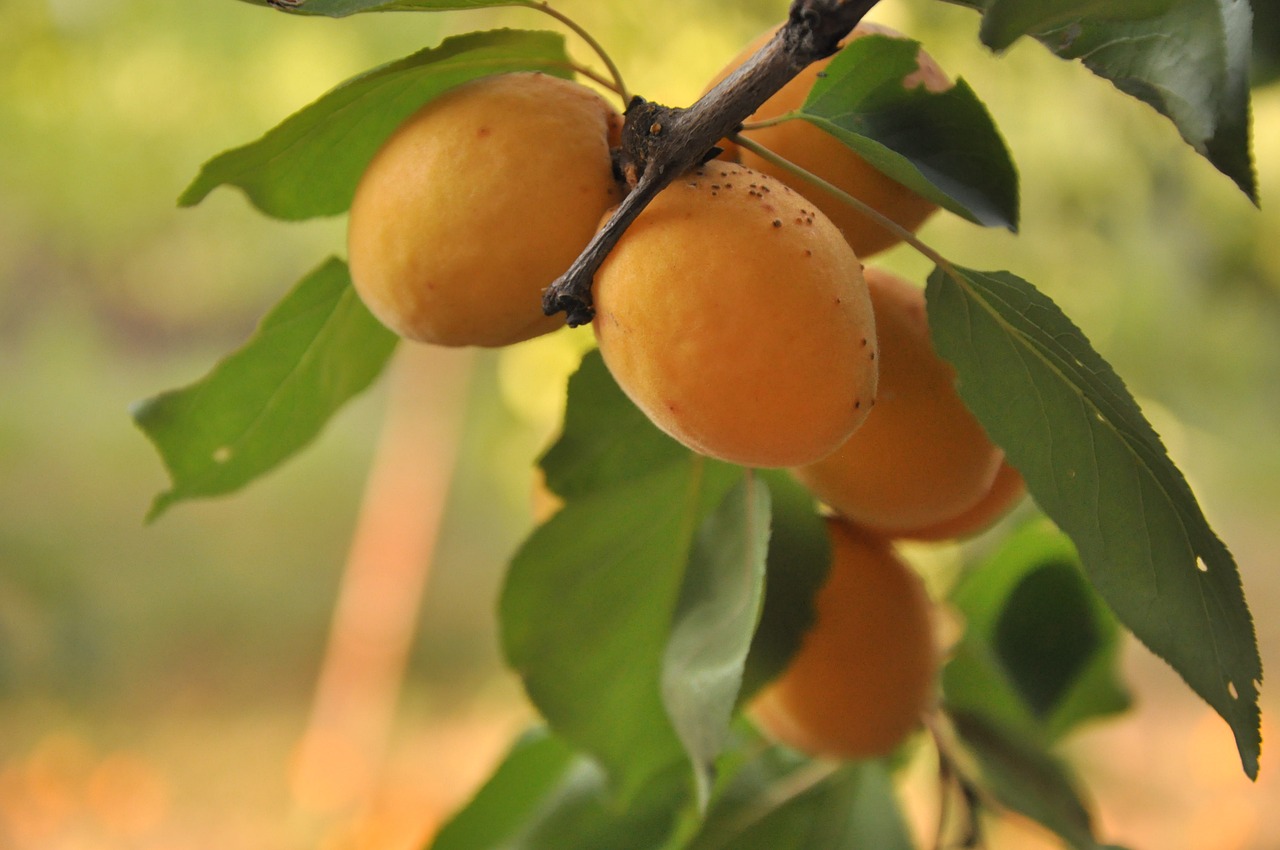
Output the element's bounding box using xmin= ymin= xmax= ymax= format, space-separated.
xmin=502 ymin=351 xmax=768 ymax=802
xmin=133 ymin=257 xmax=397 ymax=519
xmin=179 ymin=29 xmax=572 ymax=219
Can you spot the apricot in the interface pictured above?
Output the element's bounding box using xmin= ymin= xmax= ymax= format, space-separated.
xmin=794 ymin=266 xmax=1003 ymax=536
xmin=347 ymin=72 xmax=622 ymax=347
xmin=707 ymin=22 xmax=950 ymax=258
xmin=592 ymin=162 xmax=877 ymax=468
xmin=751 ymin=518 xmax=936 ymax=759
xmin=907 ymin=460 xmax=1026 ymax=542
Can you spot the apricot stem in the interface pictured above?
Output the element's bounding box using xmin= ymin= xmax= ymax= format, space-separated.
xmin=542 ymin=0 xmax=884 ymax=325
xmin=524 ymin=1 xmax=631 ymax=103
xmin=923 ymin=712 xmax=988 ymax=849
xmin=731 ymin=132 xmax=961 ymax=279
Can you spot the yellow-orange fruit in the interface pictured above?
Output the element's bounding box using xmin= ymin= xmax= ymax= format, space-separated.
xmin=751 ymin=518 xmax=936 ymax=759
xmin=347 ymin=73 xmax=622 ymax=347
xmin=794 ymin=266 xmax=1003 ymax=536
xmin=593 ymin=162 xmax=877 ymax=468
xmin=907 ymin=460 xmax=1026 ymax=542
xmin=707 ymin=22 xmax=950 ymax=258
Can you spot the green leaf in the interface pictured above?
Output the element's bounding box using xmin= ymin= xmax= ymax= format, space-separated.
xmin=538 ymin=350 xmax=689 ymax=501
xmin=238 ymin=0 xmax=529 ymax=17
xmin=429 ymin=728 xmax=686 ymax=850
xmin=798 ymin=35 xmax=1019 ymax=230
xmin=976 ymin=0 xmax=1178 ymax=51
xmin=684 ymin=753 xmax=914 ymax=850
xmin=943 ymin=519 xmax=1130 ymax=741
xmin=179 ymin=29 xmax=572 ymax=219
xmin=926 ymin=265 xmax=1262 ymax=778
xmin=961 ymin=0 xmax=1257 ymax=202
xmin=132 ymin=257 xmax=397 ymax=520
xmin=952 ymin=711 xmax=1116 ymax=850
xmin=663 ymin=476 xmax=771 ymax=808
xmin=503 ymin=351 xmax=766 ymax=802
xmin=1254 ymin=0 xmax=1280 ymax=86
xmin=738 ymin=471 xmax=829 ymax=701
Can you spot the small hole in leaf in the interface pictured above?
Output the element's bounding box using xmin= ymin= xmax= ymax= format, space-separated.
xmin=1196 ymin=557 xmax=1209 ymax=573
xmin=1228 ymin=680 xmax=1239 ymax=700
xmin=213 ymin=446 xmax=233 ymax=464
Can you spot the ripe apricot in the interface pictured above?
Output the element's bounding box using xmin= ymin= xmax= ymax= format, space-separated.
xmin=907 ymin=460 xmax=1026 ymax=542
xmin=751 ymin=518 xmax=936 ymax=759
xmin=794 ymin=266 xmax=1003 ymax=536
xmin=707 ymin=22 xmax=950 ymax=258
xmin=347 ymin=73 xmax=622 ymax=347
xmin=592 ymin=162 xmax=877 ymax=468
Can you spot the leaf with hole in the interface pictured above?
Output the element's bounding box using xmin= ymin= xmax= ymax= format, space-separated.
xmin=132 ymin=257 xmax=397 ymax=520
xmin=926 ymin=264 xmax=1261 ymax=778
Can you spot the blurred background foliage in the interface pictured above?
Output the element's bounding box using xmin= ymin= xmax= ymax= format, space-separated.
xmin=0 ymin=0 xmax=1277 ymax=848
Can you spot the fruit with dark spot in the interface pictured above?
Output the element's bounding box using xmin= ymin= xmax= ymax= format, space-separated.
xmin=708 ymin=22 xmax=951 ymax=258
xmin=593 ymin=162 xmax=877 ymax=467
xmin=794 ymin=266 xmax=1003 ymax=536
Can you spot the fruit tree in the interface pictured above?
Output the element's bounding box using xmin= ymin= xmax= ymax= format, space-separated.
xmin=134 ymin=0 xmax=1270 ymax=847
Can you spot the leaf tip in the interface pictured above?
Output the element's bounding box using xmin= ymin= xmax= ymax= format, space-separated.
xmin=144 ymin=491 xmax=175 ymax=524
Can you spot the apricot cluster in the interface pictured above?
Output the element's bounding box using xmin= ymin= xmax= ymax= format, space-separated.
xmin=346 ymin=29 xmax=1025 ymax=764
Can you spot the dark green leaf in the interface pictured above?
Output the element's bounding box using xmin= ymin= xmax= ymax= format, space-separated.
xmin=798 ymin=35 xmax=1019 ymax=230
xmin=952 ymin=711 xmax=1109 ymax=850
xmin=996 ymin=559 xmax=1100 ymax=715
xmin=132 ymin=257 xmax=397 ymax=520
xmin=943 ymin=519 xmax=1129 ymax=741
xmin=504 ymin=351 xmax=763 ymax=802
xmin=1252 ymin=0 xmax=1280 ymax=86
xmin=430 ymin=728 xmax=686 ymax=850
xmin=663 ymin=476 xmax=771 ymax=807
xmin=684 ymin=753 xmax=914 ymax=850
xmin=960 ymin=0 xmax=1256 ymax=201
xmin=179 ymin=30 xmax=572 ymax=219
xmin=238 ymin=0 xmax=525 ymax=17
xmin=977 ymin=0 xmax=1178 ymax=51
xmin=926 ymin=265 xmax=1262 ymax=778
xmin=739 ymin=471 xmax=829 ymax=701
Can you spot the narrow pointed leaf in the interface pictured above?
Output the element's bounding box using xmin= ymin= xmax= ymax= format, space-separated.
xmin=133 ymin=257 xmax=397 ymax=519
xmin=739 ymin=471 xmax=830 ymax=700
xmin=504 ymin=351 xmax=765 ymax=802
xmin=662 ymin=475 xmax=770 ymax=808
xmin=926 ymin=265 xmax=1261 ymax=778
xmin=797 ymin=35 xmax=1019 ymax=230
xmin=179 ymin=30 xmax=571 ymax=219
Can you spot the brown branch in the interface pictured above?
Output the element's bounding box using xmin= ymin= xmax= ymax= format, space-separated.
xmin=542 ymin=0 xmax=883 ymax=326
